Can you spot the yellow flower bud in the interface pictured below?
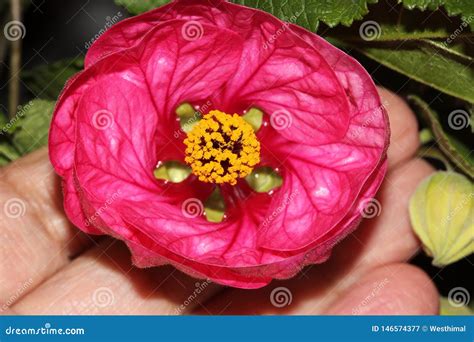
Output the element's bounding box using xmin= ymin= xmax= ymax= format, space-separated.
xmin=409 ymin=172 xmax=473 ymax=267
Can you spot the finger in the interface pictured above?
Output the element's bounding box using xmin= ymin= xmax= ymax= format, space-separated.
xmin=0 ymin=148 xmax=92 ymax=309
xmin=326 ymin=264 xmax=439 ymax=315
xmin=194 ymin=158 xmax=434 ymax=315
xmin=377 ymin=87 xmax=420 ymax=168
xmin=12 ymin=240 xmax=220 ymax=314
xmin=194 ymin=263 xmax=438 ymax=316
xmin=198 ymin=264 xmax=438 ymax=315
xmin=331 ymin=158 xmax=435 ymax=270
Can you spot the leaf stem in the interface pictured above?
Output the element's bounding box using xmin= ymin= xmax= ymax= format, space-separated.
xmin=8 ymin=0 xmax=22 ymax=119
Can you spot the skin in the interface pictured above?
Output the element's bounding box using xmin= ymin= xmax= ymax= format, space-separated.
xmin=0 ymin=88 xmax=439 ymax=315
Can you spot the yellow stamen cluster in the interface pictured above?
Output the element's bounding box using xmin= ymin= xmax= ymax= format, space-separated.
xmin=184 ymin=110 xmax=261 ymax=185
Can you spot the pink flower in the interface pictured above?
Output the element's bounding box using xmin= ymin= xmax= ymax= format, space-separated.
xmin=49 ymin=0 xmax=389 ymax=289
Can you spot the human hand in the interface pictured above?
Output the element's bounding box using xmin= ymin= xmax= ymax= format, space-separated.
xmin=0 ymin=88 xmax=438 ymax=315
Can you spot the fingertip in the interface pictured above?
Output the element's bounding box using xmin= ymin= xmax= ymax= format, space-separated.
xmin=377 ymin=87 xmax=420 ymax=168
xmin=328 ymin=263 xmax=439 ymax=315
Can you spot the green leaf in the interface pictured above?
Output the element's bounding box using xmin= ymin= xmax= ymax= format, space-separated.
xmin=469 ymin=104 xmax=474 ymax=133
xmin=334 ymin=3 xmax=456 ymax=42
xmin=22 ymin=57 xmax=83 ymax=100
xmin=0 ymin=109 xmax=7 ymax=129
xmin=417 ymin=146 xmax=454 ymax=171
xmin=409 ymin=95 xmax=473 ymax=177
xmin=330 ymin=0 xmax=474 ymax=50
xmin=401 ymin=0 xmax=474 ymax=30
xmin=373 ymin=24 xmax=451 ymax=41
xmin=114 ymin=0 xmax=170 ymax=14
xmin=11 ymin=100 xmax=55 ymax=155
xmin=231 ymin=0 xmax=378 ymax=31
xmin=401 ymin=0 xmax=443 ymax=11
xmin=0 ymin=142 xmax=20 ymax=166
xmin=1 ymin=102 xmax=36 ymax=134
xmin=0 ymin=106 xmax=20 ymax=165
xmin=355 ymin=41 xmax=474 ymax=103
xmin=115 ymin=0 xmax=379 ymax=30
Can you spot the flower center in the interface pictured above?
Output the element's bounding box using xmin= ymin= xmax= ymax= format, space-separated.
xmin=184 ymin=110 xmax=261 ymax=185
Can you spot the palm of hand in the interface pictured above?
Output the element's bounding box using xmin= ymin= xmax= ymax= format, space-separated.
xmin=0 ymin=88 xmax=438 ymax=315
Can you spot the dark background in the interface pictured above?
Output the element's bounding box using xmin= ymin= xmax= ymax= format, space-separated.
xmin=2 ymin=0 xmax=472 ymax=303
